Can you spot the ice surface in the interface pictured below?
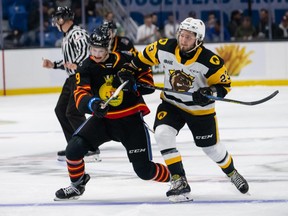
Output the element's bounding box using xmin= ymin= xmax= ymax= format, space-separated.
xmin=0 ymin=86 xmax=287 ymax=216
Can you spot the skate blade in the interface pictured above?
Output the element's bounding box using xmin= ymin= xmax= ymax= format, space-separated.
xmin=54 ymin=196 xmax=80 ymax=201
xmin=84 ymin=155 xmax=102 ymax=163
xmin=168 ymin=193 xmax=193 ymax=203
xmin=57 ymin=156 xmax=66 ymax=162
xmin=57 ymin=155 xmax=102 ymax=163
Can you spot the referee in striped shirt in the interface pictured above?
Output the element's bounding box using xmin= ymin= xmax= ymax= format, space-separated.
xmin=42 ymin=7 xmax=100 ymax=161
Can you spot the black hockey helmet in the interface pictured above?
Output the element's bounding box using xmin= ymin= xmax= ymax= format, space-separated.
xmin=101 ymin=21 xmax=117 ymax=30
xmin=52 ymin=7 xmax=74 ymax=26
xmin=100 ymin=21 xmax=117 ymax=37
xmin=89 ymin=27 xmax=110 ymax=48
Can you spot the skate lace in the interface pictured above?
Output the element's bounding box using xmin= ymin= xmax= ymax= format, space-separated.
xmin=231 ymin=172 xmax=245 ymax=189
xmin=63 ymin=185 xmax=81 ymax=196
xmin=170 ymin=176 xmax=187 ymax=191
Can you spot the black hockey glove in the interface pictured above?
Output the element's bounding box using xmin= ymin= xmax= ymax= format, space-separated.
xmin=117 ymin=64 xmax=137 ymax=93
xmin=192 ymin=87 xmax=216 ymax=106
xmin=88 ymin=97 xmax=109 ymax=118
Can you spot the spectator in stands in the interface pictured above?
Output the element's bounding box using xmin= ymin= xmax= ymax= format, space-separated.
xmin=278 ymin=15 xmax=288 ymax=38
xmin=235 ymin=16 xmax=257 ymax=41
xmin=136 ymin=13 xmax=161 ymax=44
xmin=256 ymin=8 xmax=283 ymax=40
xmin=285 ymin=11 xmax=288 ymax=19
xmin=85 ymin=0 xmax=104 ymax=19
xmin=3 ymin=30 xmax=22 ymax=48
xmin=103 ymin=11 xmax=124 ymax=36
xmin=206 ymin=19 xmax=230 ymax=42
xmin=205 ymin=11 xmax=217 ymax=32
xmin=20 ymin=0 xmax=54 ymax=46
xmin=227 ymin=10 xmax=243 ymax=41
xmin=71 ymin=2 xmax=83 ymax=26
xmin=151 ymin=13 xmax=159 ymax=26
xmin=86 ymin=0 xmax=98 ymax=18
xmin=164 ymin=13 xmax=179 ymax=39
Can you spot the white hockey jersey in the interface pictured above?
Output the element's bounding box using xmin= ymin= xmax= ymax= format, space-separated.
xmin=133 ymin=38 xmax=231 ymax=116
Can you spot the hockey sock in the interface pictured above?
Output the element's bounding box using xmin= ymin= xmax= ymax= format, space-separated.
xmin=153 ymin=163 xmax=170 ymax=182
xmin=66 ymin=159 xmax=85 ymax=183
xmin=217 ymin=152 xmax=235 ymax=175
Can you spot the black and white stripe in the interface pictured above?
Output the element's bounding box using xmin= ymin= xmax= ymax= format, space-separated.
xmin=55 ymin=25 xmax=90 ymax=76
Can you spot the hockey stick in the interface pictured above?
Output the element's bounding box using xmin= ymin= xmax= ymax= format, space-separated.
xmin=139 ymin=83 xmax=279 ymax=106
xmin=102 ymin=80 xmax=129 ymax=108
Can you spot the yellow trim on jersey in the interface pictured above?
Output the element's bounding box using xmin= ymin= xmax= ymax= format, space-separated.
xmin=138 ymin=41 xmax=159 ymax=66
xmin=175 ymin=46 xmax=181 ymax=63
xmin=175 ymin=46 xmax=203 ymax=65
xmin=207 ymin=65 xmax=231 ymax=85
xmin=111 ymin=37 xmax=118 ymax=52
xmin=214 ymin=115 xmax=220 ymax=143
xmin=112 ymin=52 xmax=121 ymax=68
xmin=165 ymin=156 xmax=182 ymax=165
xmin=160 ymin=92 xmax=216 ymax=115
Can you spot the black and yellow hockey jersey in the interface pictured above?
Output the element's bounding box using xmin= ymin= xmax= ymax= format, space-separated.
xmin=132 ymin=38 xmax=231 ymax=116
xmin=74 ymin=51 xmax=154 ymax=119
xmin=110 ymin=36 xmax=138 ymax=57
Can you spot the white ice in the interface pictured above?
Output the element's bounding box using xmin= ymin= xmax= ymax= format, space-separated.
xmin=0 ymin=86 xmax=288 ymax=216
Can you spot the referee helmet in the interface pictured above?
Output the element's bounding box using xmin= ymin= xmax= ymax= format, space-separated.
xmin=52 ymin=7 xmax=74 ymax=26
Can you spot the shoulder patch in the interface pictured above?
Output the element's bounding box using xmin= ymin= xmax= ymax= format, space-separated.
xmin=158 ymin=38 xmax=168 ymax=45
xmin=209 ymin=55 xmax=220 ymax=65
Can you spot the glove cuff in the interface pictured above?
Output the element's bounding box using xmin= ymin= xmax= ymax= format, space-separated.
xmin=88 ymin=97 xmax=100 ymax=113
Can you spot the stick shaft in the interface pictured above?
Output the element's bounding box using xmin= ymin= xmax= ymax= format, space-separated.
xmin=102 ymin=80 xmax=129 ymax=108
xmin=139 ymin=83 xmax=279 ymax=106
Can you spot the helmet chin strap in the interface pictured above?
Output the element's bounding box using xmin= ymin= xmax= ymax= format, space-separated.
xmin=185 ymin=40 xmax=202 ymax=53
xmin=60 ymin=24 xmax=64 ymax=32
xmin=57 ymin=19 xmax=67 ymax=32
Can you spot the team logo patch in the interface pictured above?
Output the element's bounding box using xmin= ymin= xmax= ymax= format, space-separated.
xmin=157 ymin=111 xmax=167 ymax=120
xmin=99 ymin=76 xmax=123 ymax=106
xmin=209 ymin=55 xmax=220 ymax=65
xmin=169 ymin=69 xmax=194 ymax=92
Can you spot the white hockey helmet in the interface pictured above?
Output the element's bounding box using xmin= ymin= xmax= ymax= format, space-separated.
xmin=178 ymin=17 xmax=206 ymax=41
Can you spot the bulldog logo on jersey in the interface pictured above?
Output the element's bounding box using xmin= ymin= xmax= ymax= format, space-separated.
xmin=99 ymin=76 xmax=123 ymax=106
xmin=169 ymin=69 xmax=194 ymax=92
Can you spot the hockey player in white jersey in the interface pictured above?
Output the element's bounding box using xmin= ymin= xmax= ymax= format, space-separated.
xmin=118 ymin=17 xmax=249 ymax=202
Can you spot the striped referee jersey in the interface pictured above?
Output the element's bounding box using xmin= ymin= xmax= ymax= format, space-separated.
xmin=54 ymin=24 xmax=90 ymax=76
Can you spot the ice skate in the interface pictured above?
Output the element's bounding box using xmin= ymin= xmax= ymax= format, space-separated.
xmin=57 ymin=150 xmax=66 ymax=161
xmin=84 ymin=148 xmax=102 ymax=162
xmin=57 ymin=148 xmax=101 ymax=162
xmin=166 ymin=175 xmax=193 ymax=202
xmin=229 ymin=170 xmax=249 ymax=194
xmin=54 ymin=174 xmax=90 ymax=201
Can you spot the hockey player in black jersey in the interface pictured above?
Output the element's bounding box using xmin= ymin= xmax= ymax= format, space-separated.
xmin=54 ymin=27 xmax=170 ymax=201
xmin=100 ymin=21 xmax=138 ymax=57
xmin=118 ymin=17 xmax=249 ymax=202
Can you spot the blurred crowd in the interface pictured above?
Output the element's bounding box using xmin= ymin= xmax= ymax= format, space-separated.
xmin=2 ymin=0 xmax=105 ymax=48
xmin=1 ymin=0 xmax=288 ymax=49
